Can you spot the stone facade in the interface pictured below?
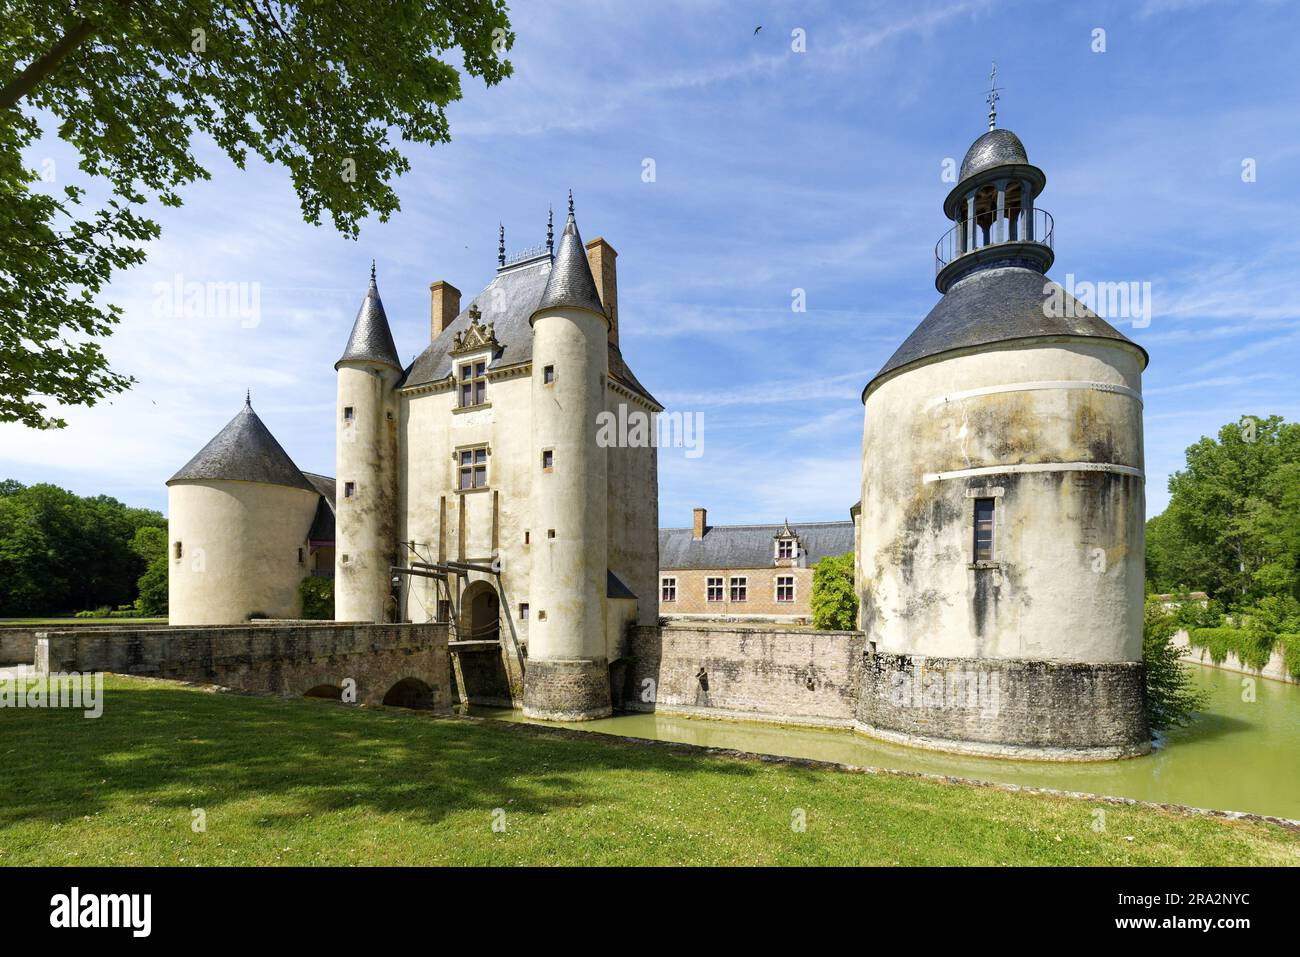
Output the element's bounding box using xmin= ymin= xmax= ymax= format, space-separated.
xmin=658 ymin=567 xmax=814 ymax=621
xmin=624 ymin=623 xmax=863 ymax=728
xmin=31 ymin=621 xmax=450 ymax=710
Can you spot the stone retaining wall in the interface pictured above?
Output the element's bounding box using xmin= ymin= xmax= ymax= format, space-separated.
xmin=1173 ymin=629 xmax=1296 ymax=685
xmin=32 ymin=622 xmax=451 ymax=710
xmin=623 ymin=623 xmax=863 ymax=728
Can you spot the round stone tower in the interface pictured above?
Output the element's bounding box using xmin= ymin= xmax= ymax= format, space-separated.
xmin=167 ymin=396 xmax=320 ymax=625
xmin=334 ymin=265 xmax=401 ymax=623
xmin=523 ymin=197 xmax=612 ymax=720
xmin=855 ymin=121 xmax=1150 ymax=759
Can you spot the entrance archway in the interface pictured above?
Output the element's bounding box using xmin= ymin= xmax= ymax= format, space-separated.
xmin=461 ymin=580 xmax=500 ymax=642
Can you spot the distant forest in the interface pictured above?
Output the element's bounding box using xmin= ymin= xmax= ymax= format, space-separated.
xmin=0 ymin=480 xmax=166 ymax=617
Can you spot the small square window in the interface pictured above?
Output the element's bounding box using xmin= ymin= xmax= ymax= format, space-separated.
xmin=730 ymin=576 xmax=747 ymax=602
xmin=543 ymin=364 xmax=555 ymax=385
xmin=542 ymin=449 xmax=554 ymax=471
xmin=173 ymin=541 xmax=183 ymax=560
xmin=344 ymin=481 xmax=356 ymax=498
xmin=343 ymin=406 xmax=354 ymax=422
xmin=537 ymin=610 xmax=547 ymax=622
xmin=777 ymin=539 xmax=794 ymax=559
xmin=776 ymin=575 xmax=795 ymax=602
xmin=707 ymin=577 xmax=724 ymax=602
xmin=661 ymin=577 xmax=676 ymax=602
xmin=547 ymin=529 xmax=556 ymax=539
xmin=520 ymin=603 xmax=529 ymax=620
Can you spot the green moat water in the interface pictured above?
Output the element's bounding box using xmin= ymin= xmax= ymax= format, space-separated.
xmin=467 ymin=664 xmax=1300 ymax=819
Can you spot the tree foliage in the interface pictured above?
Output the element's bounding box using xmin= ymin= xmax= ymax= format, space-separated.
xmin=0 ymin=479 xmax=165 ymax=615
xmin=1 ymin=1 xmax=513 ymax=427
xmin=1142 ymin=600 xmax=1207 ymax=731
xmin=129 ymin=524 xmax=168 ymax=617
xmin=298 ymin=575 xmax=333 ymax=620
xmin=811 ymin=552 xmax=857 ymax=630
xmin=1146 ymin=415 xmax=1300 ymax=603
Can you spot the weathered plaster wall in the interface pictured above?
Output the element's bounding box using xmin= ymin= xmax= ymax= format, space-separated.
xmin=858 ymin=338 xmax=1146 ymax=664
xmin=168 ymin=480 xmax=319 ymax=625
xmin=37 ymin=622 xmax=450 ymax=709
xmin=335 ymin=363 xmax=400 ymax=622
xmin=606 ymin=393 xmax=660 ymax=629
xmin=624 ymin=623 xmax=864 ymax=728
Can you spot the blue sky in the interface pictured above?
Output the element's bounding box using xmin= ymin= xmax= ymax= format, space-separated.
xmin=4 ymin=0 xmax=1299 ymax=526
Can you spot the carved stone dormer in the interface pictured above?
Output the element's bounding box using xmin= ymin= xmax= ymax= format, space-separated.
xmin=774 ymin=519 xmax=801 ymax=566
xmin=450 ymin=305 xmax=500 ymax=357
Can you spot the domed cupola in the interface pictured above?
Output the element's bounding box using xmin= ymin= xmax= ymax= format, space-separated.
xmin=935 ymin=67 xmax=1052 ymax=293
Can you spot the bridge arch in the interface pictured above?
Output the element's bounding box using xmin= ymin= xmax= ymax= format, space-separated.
xmin=383 ymin=677 xmax=436 ymax=709
xmin=304 ymin=684 xmax=343 ymax=701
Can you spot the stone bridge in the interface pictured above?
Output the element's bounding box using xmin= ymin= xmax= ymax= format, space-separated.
xmin=2 ymin=622 xmax=451 ymax=710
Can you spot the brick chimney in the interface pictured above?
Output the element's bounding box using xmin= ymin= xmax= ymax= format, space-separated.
xmin=584 ymin=237 xmax=618 ymax=347
xmin=692 ymin=507 xmax=707 ymax=540
xmin=429 ymin=280 xmax=461 ymax=341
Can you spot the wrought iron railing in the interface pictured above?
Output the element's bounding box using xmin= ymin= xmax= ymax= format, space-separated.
xmin=502 ymin=243 xmax=550 ymax=266
xmin=934 ymin=207 xmax=1053 ymax=275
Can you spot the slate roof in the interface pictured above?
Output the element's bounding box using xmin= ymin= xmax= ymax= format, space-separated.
xmin=536 ymin=210 xmax=606 ymax=317
xmin=607 ymin=570 xmax=637 ymax=600
xmin=959 ymin=128 xmax=1029 ymax=181
xmin=659 ymin=521 xmax=855 ymax=571
xmin=337 ymin=275 xmax=401 ymax=371
xmin=303 ymin=472 xmax=336 ymax=543
xmin=401 ymin=248 xmax=660 ymax=407
xmin=866 ymin=266 xmax=1147 ymax=394
xmin=167 ymin=400 xmax=317 ymax=493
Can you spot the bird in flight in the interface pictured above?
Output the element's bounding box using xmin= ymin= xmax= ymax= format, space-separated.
xmin=753 ymin=25 xmax=762 ymax=35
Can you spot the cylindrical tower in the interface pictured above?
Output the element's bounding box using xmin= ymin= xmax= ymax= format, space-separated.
xmin=167 ymin=397 xmax=320 ymax=624
xmin=855 ymin=124 xmax=1150 ymax=760
xmin=523 ymin=198 xmax=612 ymax=720
xmin=334 ymin=266 xmax=402 ymax=623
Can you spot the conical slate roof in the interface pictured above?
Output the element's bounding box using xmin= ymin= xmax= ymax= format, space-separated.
xmin=336 ymin=269 xmax=401 ymax=370
xmin=167 ymin=397 xmax=316 ymax=492
xmin=864 ymin=266 xmax=1146 ymax=396
xmin=534 ymin=206 xmax=606 ymax=319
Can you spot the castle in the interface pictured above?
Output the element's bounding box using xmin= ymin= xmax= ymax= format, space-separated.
xmin=168 ymin=197 xmax=661 ymax=720
xmin=167 ymin=114 xmax=1149 ymax=758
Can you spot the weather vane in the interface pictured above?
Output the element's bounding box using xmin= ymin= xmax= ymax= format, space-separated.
xmin=986 ymin=61 xmax=1001 ymax=131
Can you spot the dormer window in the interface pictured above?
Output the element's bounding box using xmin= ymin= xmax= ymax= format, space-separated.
xmin=459 ymin=361 xmax=487 ymax=407
xmin=777 ymin=539 xmax=793 ymax=560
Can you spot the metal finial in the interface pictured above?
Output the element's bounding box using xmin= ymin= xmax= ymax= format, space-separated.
xmin=498 ymin=223 xmax=505 ymax=267
xmin=369 ymin=259 xmax=376 ymax=283
xmin=547 ymin=205 xmax=554 ymax=254
xmin=567 ymin=188 xmax=574 ymax=217
xmin=245 ymin=389 xmax=251 ymax=407
xmin=986 ymin=61 xmax=1000 ymax=131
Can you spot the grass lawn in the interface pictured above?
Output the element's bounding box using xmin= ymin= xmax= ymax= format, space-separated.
xmin=0 ymin=675 xmax=1295 ymax=866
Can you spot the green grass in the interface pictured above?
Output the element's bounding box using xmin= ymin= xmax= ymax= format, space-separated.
xmin=0 ymin=676 xmax=1295 ymax=866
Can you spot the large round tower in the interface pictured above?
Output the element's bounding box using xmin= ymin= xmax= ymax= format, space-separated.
xmin=334 ymin=265 xmax=401 ymax=623
xmin=523 ymin=196 xmax=612 ymax=720
xmin=167 ymin=396 xmax=320 ymax=624
xmin=855 ymin=118 xmax=1150 ymax=759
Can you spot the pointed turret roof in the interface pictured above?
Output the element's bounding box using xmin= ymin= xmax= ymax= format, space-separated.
xmin=533 ymin=194 xmax=606 ymax=320
xmin=336 ymin=263 xmax=401 ymax=370
xmin=167 ymin=396 xmax=316 ymax=492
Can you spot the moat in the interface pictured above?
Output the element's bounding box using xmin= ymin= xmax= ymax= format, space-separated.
xmin=467 ymin=663 xmax=1300 ymax=820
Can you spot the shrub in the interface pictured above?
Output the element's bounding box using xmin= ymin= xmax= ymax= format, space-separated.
xmin=298 ymin=576 xmax=334 ymax=621
xmin=1237 ymin=617 xmax=1279 ymax=670
xmin=1279 ymin=634 xmax=1300 ymax=681
xmin=1188 ymin=627 xmax=1236 ymax=665
xmin=811 ymin=553 xmax=857 ymax=631
xmin=1144 ymin=601 xmax=1207 ymax=730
